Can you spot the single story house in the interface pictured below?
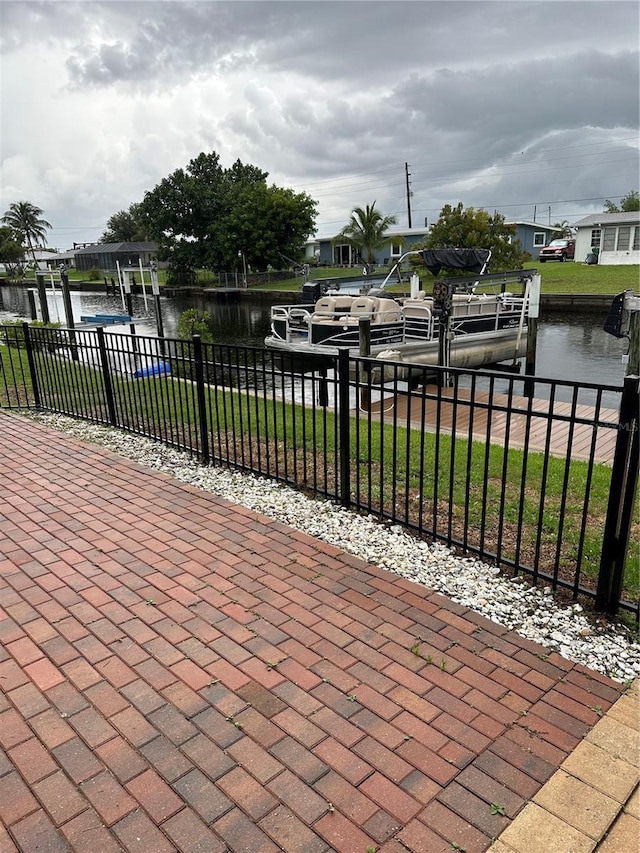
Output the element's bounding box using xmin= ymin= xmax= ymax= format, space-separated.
xmin=74 ymin=241 xmax=158 ymax=273
xmin=35 ymin=249 xmax=77 ymax=270
xmin=31 ymin=249 xmax=66 ymax=270
xmin=505 ymin=221 xmax=561 ymax=259
xmin=572 ymin=212 xmax=640 ymax=265
xmin=305 ymin=226 xmax=430 ymax=268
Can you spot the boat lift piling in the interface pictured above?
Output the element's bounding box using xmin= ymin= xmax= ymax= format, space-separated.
xmin=27 ymin=289 xmax=37 ymax=320
xmin=523 ymin=273 xmax=541 ymax=397
xmin=359 ymin=317 xmax=372 ymax=410
xmin=58 ymin=266 xmax=79 ymax=362
xmin=117 ymin=265 xmax=135 ymax=318
xmin=149 ymin=261 xmax=166 ymax=357
xmin=115 ymin=261 xmax=124 ymax=311
xmin=35 ymin=272 xmax=50 ymax=323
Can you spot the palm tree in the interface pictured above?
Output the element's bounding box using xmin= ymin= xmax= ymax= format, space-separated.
xmin=1 ymin=201 xmax=52 ymax=262
xmin=335 ymin=202 xmax=399 ymax=270
xmin=552 ymin=220 xmax=574 ymax=238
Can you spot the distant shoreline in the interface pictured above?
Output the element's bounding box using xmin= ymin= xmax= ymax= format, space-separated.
xmin=0 ymin=277 xmax=623 ymax=313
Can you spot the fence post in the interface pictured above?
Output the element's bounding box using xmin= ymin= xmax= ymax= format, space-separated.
xmin=22 ymin=322 xmax=41 ymax=409
xmin=192 ymin=335 xmax=210 ymax=465
xmin=595 ymin=375 xmax=640 ymax=614
xmin=338 ymin=348 xmax=351 ymax=508
xmin=96 ymin=327 xmax=117 ymax=426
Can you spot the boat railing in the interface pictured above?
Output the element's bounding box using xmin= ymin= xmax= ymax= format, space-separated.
xmin=400 ymin=302 xmax=435 ymax=342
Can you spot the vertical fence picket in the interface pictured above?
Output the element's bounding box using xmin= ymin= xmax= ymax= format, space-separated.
xmin=21 ymin=322 xmax=41 ymax=409
xmin=338 ymin=348 xmax=351 ymax=508
xmin=192 ymin=335 xmax=210 ymax=465
xmin=96 ymin=327 xmax=117 ymax=426
xmin=595 ymin=375 xmax=640 ymax=615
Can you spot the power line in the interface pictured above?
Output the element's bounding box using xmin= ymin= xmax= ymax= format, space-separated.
xmin=307 ymin=157 xmax=637 ymax=202
xmin=292 ymin=134 xmax=639 ymax=193
xmin=314 ymin=192 xmax=634 ymax=230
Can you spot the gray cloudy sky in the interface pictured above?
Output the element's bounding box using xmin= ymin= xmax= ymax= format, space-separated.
xmin=1 ymin=0 xmax=638 ymax=250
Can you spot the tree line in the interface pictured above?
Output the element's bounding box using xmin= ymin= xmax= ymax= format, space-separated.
xmin=1 ymin=155 xmax=638 ymax=283
xmin=101 ymin=152 xmax=317 ymax=285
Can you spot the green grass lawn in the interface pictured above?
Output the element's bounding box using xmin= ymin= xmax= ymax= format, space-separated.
xmin=533 ymin=261 xmax=640 ymax=294
xmin=250 ymin=262 xmax=639 ymax=295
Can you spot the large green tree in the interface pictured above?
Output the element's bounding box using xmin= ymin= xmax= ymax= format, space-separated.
xmin=335 ymin=202 xmax=398 ymax=269
xmin=101 ymin=204 xmax=149 ymax=242
xmin=221 ymin=182 xmax=318 ymax=271
xmin=0 ymin=225 xmax=25 ymax=275
xmin=425 ymin=203 xmax=527 ymax=272
xmin=1 ymin=201 xmax=52 ymax=262
xmin=604 ymin=190 xmax=639 ymax=213
xmin=137 ymin=151 xmax=317 ymax=283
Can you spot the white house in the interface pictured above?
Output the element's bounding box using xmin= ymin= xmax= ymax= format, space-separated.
xmin=573 ymin=211 xmax=640 ymax=265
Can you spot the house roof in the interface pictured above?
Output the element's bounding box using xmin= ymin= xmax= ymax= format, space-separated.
xmin=308 ymin=226 xmax=430 ymax=244
xmin=74 ymin=241 xmax=157 ymax=255
xmin=573 ymin=211 xmax=640 ymax=228
xmin=505 ymin=221 xmax=560 ymax=230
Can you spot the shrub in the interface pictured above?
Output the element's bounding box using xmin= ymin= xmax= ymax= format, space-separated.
xmin=1 ymin=319 xmax=67 ymax=352
xmin=166 ymin=262 xmax=196 ymax=287
xmin=176 ymin=309 xmax=214 ymax=342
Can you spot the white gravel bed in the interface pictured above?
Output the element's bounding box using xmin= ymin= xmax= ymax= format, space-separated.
xmin=25 ymin=412 xmax=640 ymax=684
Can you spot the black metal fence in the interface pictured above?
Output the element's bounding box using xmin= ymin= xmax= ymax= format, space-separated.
xmin=1 ymin=323 xmax=638 ymax=619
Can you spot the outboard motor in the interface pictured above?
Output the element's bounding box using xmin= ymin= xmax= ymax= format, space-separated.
xmin=603 ymin=290 xmax=632 ymax=339
xmin=301 ymin=281 xmax=323 ymax=304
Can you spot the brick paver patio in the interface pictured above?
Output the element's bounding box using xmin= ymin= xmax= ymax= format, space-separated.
xmin=0 ymin=411 xmax=629 ymax=852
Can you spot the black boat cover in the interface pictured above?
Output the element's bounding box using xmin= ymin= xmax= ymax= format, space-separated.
xmin=419 ymin=248 xmax=491 ymax=276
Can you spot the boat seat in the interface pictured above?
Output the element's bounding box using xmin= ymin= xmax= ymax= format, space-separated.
xmin=403 ymin=298 xmax=433 ymax=319
xmin=350 ymin=296 xmax=380 ymax=319
xmin=312 ymin=295 xmax=356 ymax=324
xmin=375 ymin=298 xmax=402 ymax=323
xmin=333 ymin=296 xmax=356 ymax=317
xmin=314 ymin=296 xmax=337 ymax=316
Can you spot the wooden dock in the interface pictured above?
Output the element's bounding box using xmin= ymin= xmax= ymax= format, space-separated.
xmin=367 ymin=385 xmax=620 ymax=464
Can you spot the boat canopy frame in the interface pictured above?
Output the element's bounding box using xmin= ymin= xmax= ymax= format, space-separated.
xmin=377 ymin=247 xmax=492 ymax=291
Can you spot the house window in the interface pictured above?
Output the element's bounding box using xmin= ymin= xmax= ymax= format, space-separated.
xmin=334 ymin=244 xmax=351 ymax=265
xmin=590 ymin=229 xmax=601 ymax=249
xmin=390 ymin=243 xmax=402 ymax=257
xmin=602 ymin=227 xmax=616 ymax=251
xmin=616 ymin=226 xmax=631 ymax=251
xmin=633 ymin=227 xmax=639 ymax=251
xmin=533 ymin=232 xmax=546 ymax=247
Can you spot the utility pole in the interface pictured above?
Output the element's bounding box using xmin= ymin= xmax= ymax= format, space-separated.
xmin=405 ymin=162 xmax=412 ymax=228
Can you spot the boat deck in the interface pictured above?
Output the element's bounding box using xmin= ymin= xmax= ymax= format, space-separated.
xmin=367 ymin=385 xmax=620 ymax=464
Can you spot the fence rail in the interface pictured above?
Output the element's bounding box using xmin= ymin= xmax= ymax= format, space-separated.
xmin=1 ymin=322 xmax=637 ymax=619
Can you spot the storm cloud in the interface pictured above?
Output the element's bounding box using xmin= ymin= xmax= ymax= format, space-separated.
xmin=1 ymin=1 xmax=638 ymax=248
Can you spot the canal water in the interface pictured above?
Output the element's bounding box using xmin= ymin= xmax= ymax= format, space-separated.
xmin=0 ymin=283 xmax=629 ymax=397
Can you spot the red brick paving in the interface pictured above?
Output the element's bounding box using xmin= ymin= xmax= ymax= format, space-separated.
xmin=0 ymin=412 xmax=623 ymax=852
